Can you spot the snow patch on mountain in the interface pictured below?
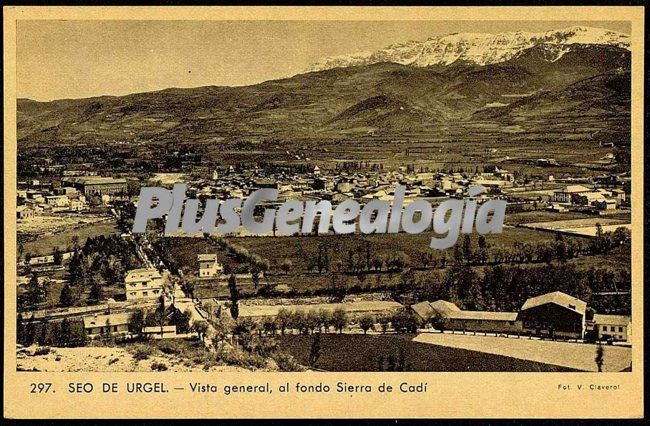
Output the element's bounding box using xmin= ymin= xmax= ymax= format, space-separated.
xmin=306 ymin=26 xmax=630 ymax=72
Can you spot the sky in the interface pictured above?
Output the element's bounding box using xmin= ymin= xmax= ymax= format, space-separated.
xmin=17 ymin=20 xmax=630 ymax=101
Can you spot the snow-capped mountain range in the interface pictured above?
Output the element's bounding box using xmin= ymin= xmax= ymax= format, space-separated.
xmin=306 ymin=26 xmax=630 ymax=72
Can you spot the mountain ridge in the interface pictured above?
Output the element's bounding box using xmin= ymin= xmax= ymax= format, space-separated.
xmin=306 ymin=26 xmax=630 ymax=72
xmin=17 ymin=42 xmax=630 ymax=147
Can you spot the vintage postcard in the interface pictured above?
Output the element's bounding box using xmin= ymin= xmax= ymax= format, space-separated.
xmin=3 ymin=5 xmax=644 ymax=419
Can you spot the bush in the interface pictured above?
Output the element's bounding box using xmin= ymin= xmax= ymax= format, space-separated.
xmin=272 ymin=352 xmax=305 ymax=372
xmin=34 ymin=346 xmax=51 ymax=356
xmin=217 ymin=347 xmax=267 ymax=370
xmin=156 ymin=340 xmax=184 ymax=355
xmin=151 ymin=362 xmax=168 ymax=371
xmin=131 ymin=345 xmax=155 ymax=361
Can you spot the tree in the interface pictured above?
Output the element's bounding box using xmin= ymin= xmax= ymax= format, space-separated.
xmin=391 ymin=309 xmax=418 ymax=334
xmin=169 ymin=308 xmax=192 ymax=334
xmin=25 ymin=273 xmax=45 ymax=306
xmin=595 ymin=342 xmax=605 ymax=372
xmin=275 ymin=308 xmax=292 ymax=335
xmin=58 ymin=318 xmax=72 ymax=347
xmin=359 ymin=314 xmax=375 ymax=334
xmin=462 ymin=235 xmax=473 ymax=263
xmin=290 ymin=310 xmax=308 ymax=335
xmin=228 ymin=274 xmax=240 ymax=320
xmin=17 ymin=313 xmax=26 ymax=345
xmin=306 ymin=310 xmax=321 ymax=334
xmin=317 ymin=308 xmax=333 ymax=333
xmin=53 ymin=246 xmax=63 ymax=266
xmin=129 ymin=309 xmax=146 ymax=337
xmin=280 ymin=258 xmax=293 ymax=275
xmin=328 ymin=273 xmax=347 ymax=303
xmin=59 ymin=283 xmax=76 ymax=307
xmin=378 ymin=314 xmax=390 ymax=334
xmin=89 ymin=275 xmax=105 ymax=302
xmin=193 ymin=320 xmax=209 ymax=342
xmin=478 ymin=235 xmax=487 ymax=250
xmin=331 ymin=308 xmax=348 ymax=334
xmin=262 ymin=316 xmax=276 ymax=335
xmin=308 ymin=333 xmax=322 ymax=367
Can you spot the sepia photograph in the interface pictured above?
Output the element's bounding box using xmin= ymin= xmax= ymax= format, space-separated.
xmin=3 ymin=4 xmax=644 ymax=420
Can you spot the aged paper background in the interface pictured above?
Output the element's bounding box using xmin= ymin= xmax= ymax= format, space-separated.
xmin=3 ymin=5 xmax=644 ymax=419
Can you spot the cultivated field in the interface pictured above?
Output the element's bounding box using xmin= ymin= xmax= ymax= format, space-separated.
xmin=522 ymin=218 xmax=631 ymax=237
xmin=413 ymin=332 xmax=631 ymax=372
xmin=277 ymin=334 xmax=580 ymax=372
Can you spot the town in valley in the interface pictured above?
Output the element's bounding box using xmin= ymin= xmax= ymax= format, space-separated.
xmin=15 ymin=23 xmax=633 ymax=373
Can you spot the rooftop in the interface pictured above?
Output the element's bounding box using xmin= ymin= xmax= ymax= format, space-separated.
xmin=593 ymin=314 xmax=631 ymax=326
xmin=521 ymin=291 xmax=587 ymax=314
xmin=197 ymin=254 xmax=218 ymax=262
xmin=82 ymin=312 xmax=132 ymax=328
xmin=446 ymin=310 xmax=518 ymax=322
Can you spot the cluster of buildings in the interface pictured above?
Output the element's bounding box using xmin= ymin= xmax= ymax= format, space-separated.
xmin=165 ymin=165 xmax=518 ymax=214
xmin=551 ymin=184 xmax=626 ymax=213
xmin=16 ymin=176 xmax=128 ymax=220
xmin=411 ymin=291 xmax=631 ymax=342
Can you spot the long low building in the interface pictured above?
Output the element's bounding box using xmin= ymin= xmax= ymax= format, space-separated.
xmin=62 ymin=176 xmax=128 ymax=196
xmin=443 ymin=310 xmax=521 ymax=334
xmin=83 ymin=312 xmax=131 ymax=338
xmin=412 ymin=291 xmax=630 ymax=341
xmin=412 ymin=300 xmax=520 ymax=333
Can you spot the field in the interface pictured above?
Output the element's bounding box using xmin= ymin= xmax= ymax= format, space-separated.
xmin=276 ymin=334 xmax=580 ymax=372
xmin=505 ymin=210 xmax=602 ymax=225
xmin=162 ymin=225 xmax=614 ymax=299
xmin=522 ymin=218 xmax=631 ymax=237
xmin=163 ymin=227 xmax=586 ymax=298
xmin=523 ymin=217 xmax=627 ymax=231
xmin=228 ymin=227 xmax=578 ymax=272
xmin=413 ymin=332 xmax=631 ymax=372
xmin=20 ymin=217 xmax=119 ymax=257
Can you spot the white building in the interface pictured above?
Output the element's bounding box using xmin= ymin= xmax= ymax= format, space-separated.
xmin=593 ymin=314 xmax=631 ymax=342
xmin=198 ymin=254 xmax=224 ymax=278
xmin=124 ymin=268 xmax=163 ymax=300
xmin=83 ymin=312 xmax=131 ymax=338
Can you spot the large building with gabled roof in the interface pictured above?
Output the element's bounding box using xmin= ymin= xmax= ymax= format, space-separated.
xmin=518 ymin=291 xmax=587 ymax=339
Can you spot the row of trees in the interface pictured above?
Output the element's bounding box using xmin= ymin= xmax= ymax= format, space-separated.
xmin=223 ymin=307 xmax=419 ymax=337
xmin=403 ymin=260 xmax=630 ymax=314
xmin=17 ymin=315 xmax=86 ymax=347
xmin=302 ymin=228 xmax=630 ymax=277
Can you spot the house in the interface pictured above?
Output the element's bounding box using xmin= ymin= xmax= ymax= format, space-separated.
xmin=593 ymin=314 xmax=631 ymax=342
xmin=16 ymin=205 xmax=35 ymax=220
xmin=552 ymin=185 xmax=592 ymax=204
xmin=518 ymin=291 xmax=587 ymax=339
xmin=83 ymin=312 xmax=131 ymax=338
xmin=44 ymin=195 xmax=70 ymax=208
xmin=124 ymin=268 xmax=163 ymax=301
xmin=197 ymin=254 xmax=223 ymax=278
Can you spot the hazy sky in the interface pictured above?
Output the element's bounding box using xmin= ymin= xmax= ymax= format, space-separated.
xmin=17 ymin=20 xmax=630 ymax=101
